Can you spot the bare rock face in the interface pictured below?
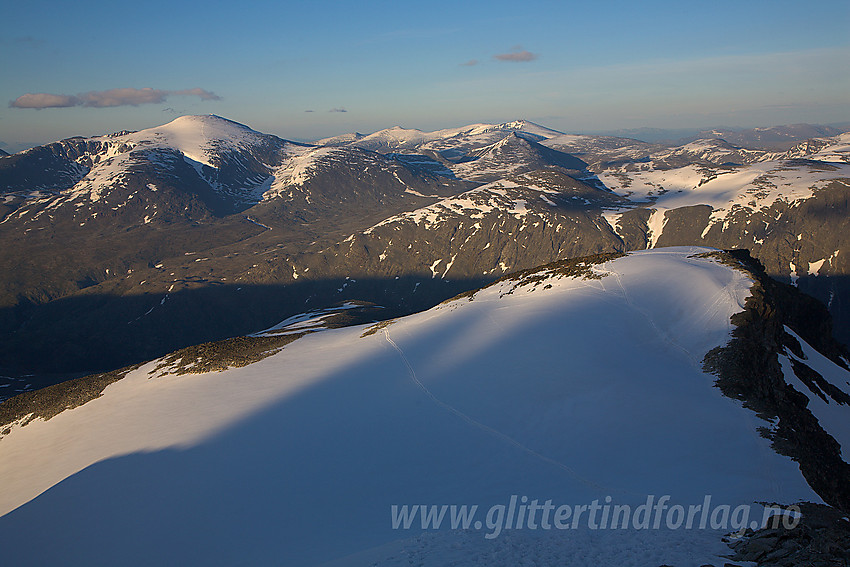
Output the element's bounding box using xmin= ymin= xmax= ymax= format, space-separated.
xmin=702 ymin=250 xmax=850 ymax=513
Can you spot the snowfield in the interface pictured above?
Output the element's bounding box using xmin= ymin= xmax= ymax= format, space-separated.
xmin=0 ymin=247 xmax=843 ymax=566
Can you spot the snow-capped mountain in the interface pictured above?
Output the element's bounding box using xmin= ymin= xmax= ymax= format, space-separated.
xmin=331 ymin=119 xmax=564 ymax=155
xmin=323 ymin=121 xmax=850 ymax=346
xmin=782 ymin=131 xmax=850 ymax=163
xmin=0 ymin=116 xmax=476 ymax=381
xmin=259 ymin=145 xmax=467 ymax=213
xmin=1 ymin=248 xmax=847 ymax=565
xmin=0 ymin=115 xmax=295 ymax=209
xmin=448 ymin=132 xmax=587 ymax=183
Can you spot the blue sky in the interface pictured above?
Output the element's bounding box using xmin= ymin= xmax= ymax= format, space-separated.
xmin=1 ymin=0 xmax=848 ymax=151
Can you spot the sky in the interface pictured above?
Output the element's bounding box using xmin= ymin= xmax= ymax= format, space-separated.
xmin=1 ymin=0 xmax=848 ymax=152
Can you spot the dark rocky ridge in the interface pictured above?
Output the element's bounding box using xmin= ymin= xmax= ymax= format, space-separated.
xmin=702 ymin=250 xmax=850 ymax=513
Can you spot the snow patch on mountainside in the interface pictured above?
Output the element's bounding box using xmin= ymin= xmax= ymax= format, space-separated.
xmin=252 ymin=303 xmax=362 ymax=336
xmin=599 ymin=159 xmax=850 ymax=244
xmin=367 ymin=179 xmax=534 ymax=231
xmin=263 ymin=146 xmax=339 ymax=197
xmin=779 ymin=327 xmax=850 ymax=459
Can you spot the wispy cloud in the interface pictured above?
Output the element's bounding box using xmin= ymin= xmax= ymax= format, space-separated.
xmin=329 ymin=108 xmax=347 ymax=113
xmin=493 ymin=46 xmax=538 ymax=62
xmin=460 ymin=59 xmax=479 ymax=67
xmin=10 ymin=87 xmax=221 ymax=109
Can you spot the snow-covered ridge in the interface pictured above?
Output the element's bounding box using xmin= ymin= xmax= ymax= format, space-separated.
xmin=0 ymin=247 xmax=828 ymax=565
xmin=784 ymin=131 xmax=850 ymax=163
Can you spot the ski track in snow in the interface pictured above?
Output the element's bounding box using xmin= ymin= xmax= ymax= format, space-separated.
xmin=385 ymin=327 xmax=622 ymax=495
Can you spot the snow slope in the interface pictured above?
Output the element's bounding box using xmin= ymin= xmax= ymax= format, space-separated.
xmin=0 ymin=248 xmax=832 ymax=566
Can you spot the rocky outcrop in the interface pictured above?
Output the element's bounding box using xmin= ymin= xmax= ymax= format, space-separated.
xmin=702 ymin=250 xmax=850 ymax=512
xmin=724 ymin=503 xmax=850 ymax=566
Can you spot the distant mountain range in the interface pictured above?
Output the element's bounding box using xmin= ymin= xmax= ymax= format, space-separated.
xmin=596 ymin=123 xmax=850 ymax=148
xmin=1 ymin=115 xmax=849 ymax=385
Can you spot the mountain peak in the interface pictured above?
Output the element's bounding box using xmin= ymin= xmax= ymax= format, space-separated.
xmin=156 ymin=114 xmax=259 ymax=137
xmin=120 ymin=115 xmax=276 ymax=168
xmin=499 ymin=119 xmax=535 ymax=129
xmin=467 ymin=119 xmax=565 ymax=139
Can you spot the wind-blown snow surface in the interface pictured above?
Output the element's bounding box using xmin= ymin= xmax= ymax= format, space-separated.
xmin=0 ymin=248 xmax=822 ymax=566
